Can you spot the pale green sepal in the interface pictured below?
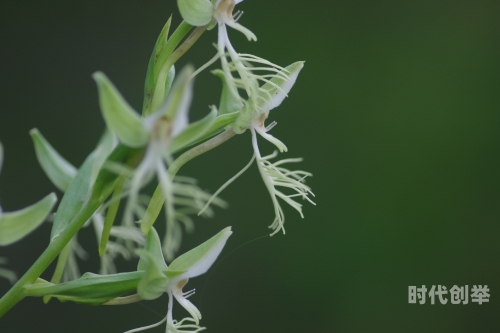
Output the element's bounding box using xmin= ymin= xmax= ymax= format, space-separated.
xmin=170 ymin=106 xmax=217 ymax=152
xmin=30 ymin=129 xmax=77 ymax=192
xmin=138 ymin=227 xmax=168 ymax=271
xmin=24 ymin=272 xmax=143 ymax=304
xmin=213 ymin=69 xmax=244 ymax=115
xmin=93 ymin=72 xmax=149 ymax=148
xmin=178 ymin=0 xmax=214 ymax=26
xmin=137 ymin=252 xmax=169 ymax=300
xmin=0 ymin=193 xmax=57 ymax=246
xmin=167 ymin=227 xmax=232 ymax=279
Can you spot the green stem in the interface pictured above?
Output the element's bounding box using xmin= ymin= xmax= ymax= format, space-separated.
xmin=42 ymin=241 xmax=71 ymax=304
xmin=0 ymin=199 xmax=101 ymax=318
xmin=141 ymin=128 xmax=236 ymax=232
xmin=99 ymin=180 xmax=125 ymax=257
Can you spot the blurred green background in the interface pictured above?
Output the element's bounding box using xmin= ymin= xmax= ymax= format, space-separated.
xmin=1 ymin=0 xmax=499 ymax=332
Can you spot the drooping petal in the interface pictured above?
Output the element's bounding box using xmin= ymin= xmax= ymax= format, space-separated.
xmin=172 ymin=279 xmax=202 ymax=324
xmin=253 ymin=124 xmax=288 ymax=153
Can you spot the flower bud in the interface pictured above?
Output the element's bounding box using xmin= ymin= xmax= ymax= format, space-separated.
xmin=177 ymin=0 xmax=214 ymax=26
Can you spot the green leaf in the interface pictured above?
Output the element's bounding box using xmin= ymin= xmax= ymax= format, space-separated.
xmin=177 ymin=0 xmax=214 ymax=26
xmin=170 ymin=106 xmax=217 ymax=153
xmin=0 ymin=193 xmax=57 ymax=246
xmin=213 ymin=69 xmax=244 ymax=115
xmin=50 ymin=131 xmax=114 ymax=241
xmin=167 ymin=227 xmax=232 ymax=279
xmin=93 ymin=72 xmax=149 ymax=148
xmin=30 ymin=129 xmax=77 ymax=192
xmin=138 ymin=227 xmax=168 ymax=271
xmin=24 ymin=272 xmax=142 ymax=304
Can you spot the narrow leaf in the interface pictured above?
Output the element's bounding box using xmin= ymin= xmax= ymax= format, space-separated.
xmin=50 ymin=131 xmax=114 ymax=241
xmin=24 ymin=272 xmax=142 ymax=303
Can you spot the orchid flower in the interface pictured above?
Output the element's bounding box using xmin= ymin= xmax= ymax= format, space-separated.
xmin=180 ymin=0 xmax=289 ymax=115
xmin=126 ymin=227 xmax=232 ymax=333
xmin=199 ymin=62 xmax=315 ymax=235
xmin=93 ymin=65 xmax=224 ymax=260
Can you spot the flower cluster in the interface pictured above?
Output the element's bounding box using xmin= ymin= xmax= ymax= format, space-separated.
xmin=0 ymin=1 xmax=314 ymax=332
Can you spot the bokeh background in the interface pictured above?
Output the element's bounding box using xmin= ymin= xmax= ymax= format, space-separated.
xmin=1 ymin=0 xmax=499 ymax=332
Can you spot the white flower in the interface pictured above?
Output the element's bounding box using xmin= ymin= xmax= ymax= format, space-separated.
xmin=94 ymin=66 xmax=225 ymax=261
xmin=126 ymin=227 xmax=232 ymax=333
xmin=199 ymin=62 xmax=315 ymax=235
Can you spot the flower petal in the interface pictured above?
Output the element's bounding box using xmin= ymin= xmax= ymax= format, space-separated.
xmin=166 ymin=227 xmax=232 ymax=280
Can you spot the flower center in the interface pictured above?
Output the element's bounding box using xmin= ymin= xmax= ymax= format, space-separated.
xmin=151 ymin=116 xmax=171 ymax=143
xmin=215 ymin=0 xmax=236 ymax=22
